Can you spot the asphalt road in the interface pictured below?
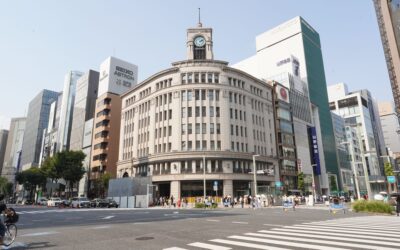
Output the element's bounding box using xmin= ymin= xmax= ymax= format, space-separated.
xmin=3 ymin=205 xmax=376 ymax=250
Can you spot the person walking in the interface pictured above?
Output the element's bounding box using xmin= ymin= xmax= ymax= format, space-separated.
xmin=240 ymin=196 xmax=244 ymax=208
xmin=396 ymin=196 xmax=400 ymax=216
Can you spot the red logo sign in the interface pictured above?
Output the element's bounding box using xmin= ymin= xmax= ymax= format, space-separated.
xmin=280 ymin=87 xmax=287 ymax=100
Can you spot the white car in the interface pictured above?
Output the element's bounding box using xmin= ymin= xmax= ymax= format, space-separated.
xmin=37 ymin=197 xmax=48 ymax=206
xmin=71 ymin=197 xmax=90 ymax=208
xmin=47 ymin=197 xmax=62 ymax=207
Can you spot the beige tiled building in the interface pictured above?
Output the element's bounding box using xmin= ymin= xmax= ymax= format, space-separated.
xmin=117 ymin=23 xmax=279 ymax=199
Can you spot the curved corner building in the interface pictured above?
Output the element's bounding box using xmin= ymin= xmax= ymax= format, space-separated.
xmin=117 ymin=23 xmax=278 ymax=199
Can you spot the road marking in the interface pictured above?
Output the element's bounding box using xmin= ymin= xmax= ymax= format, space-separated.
xmin=163 ymin=248 xmax=188 ymax=250
xmin=20 ymin=231 xmax=59 ymax=237
xmin=245 ymin=232 xmax=395 ymax=250
xmin=231 ymin=221 xmax=248 ymax=224
xmin=102 ymin=215 xmax=115 ymax=220
xmin=272 ymin=227 xmax=400 ymax=242
xmin=206 ymin=219 xmax=220 ymax=222
xmin=210 ymin=239 xmax=290 ymax=250
xmin=291 ymin=224 xmax=399 ymax=236
xmin=263 ymin=224 xmax=282 ymax=227
xmin=230 ymin=235 xmax=349 ymax=250
xmin=133 ymin=222 xmax=150 ymax=225
xmin=91 ymin=225 xmax=112 ymax=229
xmin=304 ymin=222 xmax=400 ymax=232
xmin=188 ymin=242 xmax=231 ymax=250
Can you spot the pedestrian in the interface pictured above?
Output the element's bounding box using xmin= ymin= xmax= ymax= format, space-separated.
xmin=247 ymin=195 xmax=252 ymax=208
xmin=171 ymin=195 xmax=175 ymax=208
xmin=240 ymin=196 xmax=244 ymax=208
xmin=396 ymin=196 xmax=400 ymax=216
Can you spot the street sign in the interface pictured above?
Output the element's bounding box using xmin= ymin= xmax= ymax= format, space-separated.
xmin=387 ymin=176 xmax=396 ymax=183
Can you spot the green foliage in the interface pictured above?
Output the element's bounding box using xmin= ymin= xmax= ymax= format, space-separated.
xmin=352 ymin=200 xmax=393 ymax=214
xmin=329 ymin=175 xmax=338 ymax=192
xmin=194 ymin=202 xmax=218 ymax=209
xmin=297 ymin=172 xmax=304 ymax=192
xmin=0 ymin=177 xmax=13 ymax=197
xmin=15 ymin=167 xmax=47 ymax=200
xmin=384 ymin=162 xmax=394 ymax=177
xmin=58 ymin=150 xmax=86 ymax=197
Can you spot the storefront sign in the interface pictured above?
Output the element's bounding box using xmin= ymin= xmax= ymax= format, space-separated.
xmin=308 ymin=127 xmax=321 ymax=175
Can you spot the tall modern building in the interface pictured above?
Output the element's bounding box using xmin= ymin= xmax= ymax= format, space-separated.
xmin=1 ymin=118 xmax=26 ymax=183
xmin=328 ymin=83 xmax=387 ymax=195
xmin=374 ymin=0 xmax=400 ymax=115
xmin=378 ymin=101 xmax=400 ymax=157
xmin=0 ymin=130 xmax=9 ymax=175
xmin=21 ymin=90 xmax=59 ymax=170
xmin=57 ymin=71 xmax=84 ymax=152
xmin=117 ymin=22 xmax=280 ymax=201
xmin=90 ymin=57 xmax=138 ymax=181
xmin=70 ymin=70 xmax=99 ymax=195
xmin=233 ymin=16 xmax=337 ymax=194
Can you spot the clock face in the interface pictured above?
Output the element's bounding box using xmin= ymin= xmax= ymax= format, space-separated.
xmin=194 ymin=36 xmax=205 ymax=47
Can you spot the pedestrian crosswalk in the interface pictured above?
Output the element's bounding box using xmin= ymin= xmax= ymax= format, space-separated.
xmin=164 ymin=216 xmax=400 ymax=250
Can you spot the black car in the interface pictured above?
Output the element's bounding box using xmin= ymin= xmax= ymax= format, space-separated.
xmin=106 ymin=199 xmax=119 ymax=208
xmin=90 ymin=198 xmax=109 ymax=208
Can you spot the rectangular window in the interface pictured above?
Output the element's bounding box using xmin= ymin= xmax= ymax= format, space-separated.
xmin=210 ymin=123 xmax=215 ymax=134
xmin=196 ymin=140 xmax=201 ymax=150
xmin=181 ymin=73 xmax=186 ymax=84
xmin=216 ymin=90 xmax=220 ymax=101
xmin=202 ymin=106 xmax=206 ymax=116
xmin=169 ymin=126 xmax=172 ymax=136
xmin=216 ymin=107 xmax=220 ymax=117
xmin=202 ymin=140 xmax=207 ymax=150
xmin=188 ymin=107 xmax=192 ymax=117
xmin=231 ymin=142 xmax=234 ymax=151
xmin=169 ymin=109 xmax=172 ymax=119
xmin=188 ymin=124 xmax=192 ymax=134
xmin=195 ymin=90 xmax=200 ymax=100
xmin=208 ymin=90 xmax=214 ymax=100
xmin=215 ymin=73 xmax=219 ymax=83
xmin=182 ymin=141 xmax=186 ymax=150
xmin=169 ymin=93 xmax=172 ymax=103
xmin=188 ymin=73 xmax=193 ymax=83
xmin=231 ymin=125 xmax=234 ymax=135
xmin=217 ymin=124 xmax=221 ymax=134
xmin=201 ymin=73 xmax=206 ymax=83
xmin=211 ymin=140 xmax=215 ymax=150
xmin=230 ymin=108 xmax=233 ymax=119
xmin=235 ymin=109 xmax=238 ymax=119
xmin=202 ymin=123 xmax=206 ymax=134
xmin=207 ymin=73 xmax=213 ymax=83
xmin=201 ymin=90 xmax=206 ymax=100
xmin=181 ymin=91 xmax=186 ymax=102
xmin=195 ymin=123 xmax=200 ymax=134
xmin=188 ymin=141 xmax=192 ymax=150
xmin=195 ymin=106 xmax=200 ymax=117
xmin=210 ymin=106 xmax=214 ymax=117
xmin=182 ymin=124 xmax=186 ymax=135
xmin=188 ymin=90 xmax=193 ymax=101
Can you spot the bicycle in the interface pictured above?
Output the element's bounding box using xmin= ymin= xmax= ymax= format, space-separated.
xmin=1 ymin=208 xmax=18 ymax=247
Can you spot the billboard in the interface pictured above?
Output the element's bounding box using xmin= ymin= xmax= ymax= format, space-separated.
xmin=98 ymin=57 xmax=138 ymax=97
xmin=276 ymin=84 xmax=290 ymax=103
xmin=308 ymin=126 xmax=321 ymax=175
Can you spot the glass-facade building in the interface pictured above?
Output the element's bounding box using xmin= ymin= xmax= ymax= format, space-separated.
xmin=21 ymin=89 xmax=59 ymax=169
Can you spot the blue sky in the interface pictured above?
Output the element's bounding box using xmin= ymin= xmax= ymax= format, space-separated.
xmin=0 ymin=0 xmax=390 ymax=129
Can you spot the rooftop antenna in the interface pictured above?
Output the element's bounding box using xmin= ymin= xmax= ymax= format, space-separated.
xmin=197 ymin=8 xmax=202 ymax=27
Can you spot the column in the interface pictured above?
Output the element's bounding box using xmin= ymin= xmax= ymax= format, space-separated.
xmin=170 ymin=180 xmax=181 ymax=200
xmin=223 ymin=179 xmax=233 ymax=197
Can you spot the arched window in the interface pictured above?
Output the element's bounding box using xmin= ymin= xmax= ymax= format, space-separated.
xmin=122 ymin=172 xmax=129 ymax=178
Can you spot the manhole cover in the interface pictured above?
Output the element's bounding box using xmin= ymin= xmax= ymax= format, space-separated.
xmin=135 ymin=237 xmax=154 ymax=241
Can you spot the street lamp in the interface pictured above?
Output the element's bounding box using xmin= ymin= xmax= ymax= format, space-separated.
xmin=203 ymin=155 xmax=206 ymax=201
xmin=311 ymin=164 xmax=317 ymax=205
xmin=340 ymin=141 xmax=361 ymax=199
xmin=253 ymin=155 xmax=260 ymax=197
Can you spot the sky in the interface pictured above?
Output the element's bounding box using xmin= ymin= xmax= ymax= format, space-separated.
xmin=0 ymin=0 xmax=391 ymax=129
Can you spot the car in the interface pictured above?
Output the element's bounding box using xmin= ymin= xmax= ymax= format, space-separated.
xmin=71 ymin=197 xmax=90 ymax=208
xmin=47 ymin=197 xmax=62 ymax=207
xmin=22 ymin=199 xmax=34 ymax=205
xmin=106 ymin=199 xmax=119 ymax=208
xmin=90 ymin=198 xmax=109 ymax=208
xmin=36 ymin=197 xmax=48 ymax=206
xmin=58 ymin=199 xmax=71 ymax=208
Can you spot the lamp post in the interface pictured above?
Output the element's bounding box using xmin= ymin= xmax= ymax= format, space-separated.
xmin=203 ymin=155 xmax=206 ymax=201
xmin=253 ymin=155 xmax=260 ymax=197
xmin=340 ymin=141 xmax=361 ymax=199
xmin=311 ymin=164 xmax=317 ymax=204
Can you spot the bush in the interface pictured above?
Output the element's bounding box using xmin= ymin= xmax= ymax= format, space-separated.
xmin=194 ymin=202 xmax=218 ymax=209
xmin=352 ymin=200 xmax=393 ymax=214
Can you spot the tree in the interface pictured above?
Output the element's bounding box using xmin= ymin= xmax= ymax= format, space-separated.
xmin=41 ymin=155 xmax=63 ymax=197
xmin=384 ymin=162 xmax=394 ymax=176
xmin=99 ymin=173 xmax=112 ymax=198
xmin=329 ymin=175 xmax=338 ymax=192
xmin=0 ymin=177 xmax=13 ymax=197
xmin=297 ymin=172 xmax=305 ymax=192
xmin=15 ymin=168 xmax=47 ymax=201
xmin=59 ymin=150 xmax=86 ymax=198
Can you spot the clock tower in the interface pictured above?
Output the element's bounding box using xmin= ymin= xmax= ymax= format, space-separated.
xmin=186 ymin=21 xmax=214 ymax=60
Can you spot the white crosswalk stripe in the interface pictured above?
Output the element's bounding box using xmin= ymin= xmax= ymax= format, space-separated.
xmin=164 ymin=215 xmax=400 ymax=250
